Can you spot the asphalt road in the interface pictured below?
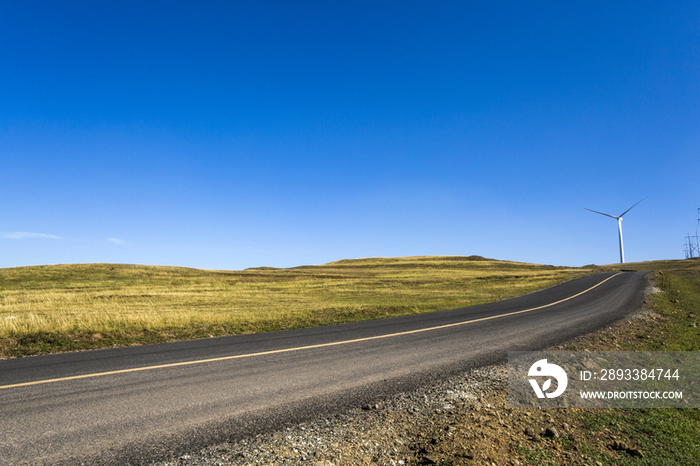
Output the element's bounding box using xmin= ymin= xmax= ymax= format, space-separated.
xmin=0 ymin=271 xmax=647 ymax=465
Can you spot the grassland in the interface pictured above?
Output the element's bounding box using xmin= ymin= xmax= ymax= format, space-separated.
xmin=0 ymin=255 xmax=592 ymax=357
xmin=573 ymin=258 xmax=700 ymax=466
xmin=2 ymin=255 xmax=699 ymax=464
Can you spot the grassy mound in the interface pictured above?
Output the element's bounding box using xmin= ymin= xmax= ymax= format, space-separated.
xmin=0 ymin=256 xmax=590 ymax=357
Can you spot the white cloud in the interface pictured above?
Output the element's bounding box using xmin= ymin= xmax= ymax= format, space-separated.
xmin=1 ymin=232 xmax=61 ymax=240
xmin=108 ymin=238 xmax=127 ymax=245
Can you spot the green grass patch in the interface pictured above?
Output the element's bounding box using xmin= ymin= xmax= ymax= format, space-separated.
xmin=574 ymin=258 xmax=700 ymax=465
xmin=647 ymin=271 xmax=700 ymax=351
xmin=577 ymin=408 xmax=700 ymax=465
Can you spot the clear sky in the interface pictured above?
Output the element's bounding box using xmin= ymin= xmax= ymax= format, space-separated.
xmin=2 ymin=1 xmax=699 ymax=270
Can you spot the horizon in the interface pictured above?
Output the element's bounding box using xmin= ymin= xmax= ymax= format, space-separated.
xmin=1 ymin=253 xmax=690 ymax=273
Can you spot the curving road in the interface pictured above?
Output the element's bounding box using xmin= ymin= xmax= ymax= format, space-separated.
xmin=0 ymin=271 xmax=647 ymax=465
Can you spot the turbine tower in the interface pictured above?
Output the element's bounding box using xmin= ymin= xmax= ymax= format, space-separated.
xmin=585 ymin=197 xmax=647 ymax=264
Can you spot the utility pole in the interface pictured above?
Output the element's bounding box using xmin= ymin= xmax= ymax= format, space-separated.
xmin=686 ymin=208 xmax=700 ymax=259
xmin=696 ymin=208 xmax=700 ymax=258
xmin=685 ymin=233 xmax=698 ymax=258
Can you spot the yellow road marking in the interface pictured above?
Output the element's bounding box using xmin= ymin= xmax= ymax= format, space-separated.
xmin=0 ymin=273 xmax=622 ymax=390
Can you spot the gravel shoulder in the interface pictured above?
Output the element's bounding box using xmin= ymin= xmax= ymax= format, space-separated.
xmin=151 ymin=277 xmax=664 ymax=466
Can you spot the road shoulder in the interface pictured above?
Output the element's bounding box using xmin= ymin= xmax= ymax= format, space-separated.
xmin=151 ymin=274 xmax=696 ymax=466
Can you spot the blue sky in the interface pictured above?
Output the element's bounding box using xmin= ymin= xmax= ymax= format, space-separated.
xmin=2 ymin=1 xmax=699 ymax=270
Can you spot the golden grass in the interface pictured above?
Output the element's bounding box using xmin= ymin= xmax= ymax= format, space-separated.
xmin=1 ymin=256 xmax=594 ymax=356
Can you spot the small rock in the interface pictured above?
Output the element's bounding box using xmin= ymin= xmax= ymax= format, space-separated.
xmin=610 ymin=440 xmax=626 ymax=451
xmin=688 ymin=313 xmax=696 ymax=318
xmin=544 ymin=426 xmax=560 ymax=439
xmin=611 ymin=441 xmax=644 ymax=458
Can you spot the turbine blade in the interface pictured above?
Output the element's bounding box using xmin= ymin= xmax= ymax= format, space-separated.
xmin=584 ymin=208 xmax=618 ymax=219
xmin=619 ymin=196 xmax=649 ymax=218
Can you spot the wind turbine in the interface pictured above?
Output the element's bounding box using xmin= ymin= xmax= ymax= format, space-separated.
xmin=585 ymin=197 xmax=647 ymax=264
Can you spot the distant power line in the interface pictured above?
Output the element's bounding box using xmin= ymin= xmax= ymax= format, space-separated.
xmin=683 ymin=208 xmax=700 ymax=259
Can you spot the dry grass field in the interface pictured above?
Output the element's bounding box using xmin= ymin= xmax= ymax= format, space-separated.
xmin=0 ymin=256 xmax=594 ymax=357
